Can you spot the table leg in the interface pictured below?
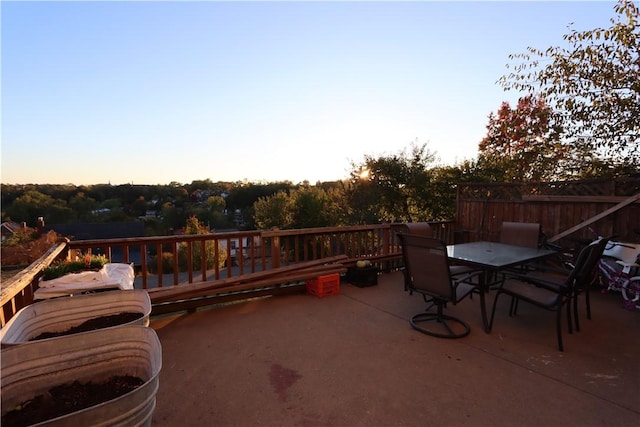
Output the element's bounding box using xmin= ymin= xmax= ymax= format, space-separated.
xmin=479 ymin=271 xmax=492 ymax=333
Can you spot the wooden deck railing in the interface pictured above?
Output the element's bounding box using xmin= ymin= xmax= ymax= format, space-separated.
xmin=1 ymin=242 xmax=68 ymax=327
xmin=0 ymin=221 xmax=456 ymax=326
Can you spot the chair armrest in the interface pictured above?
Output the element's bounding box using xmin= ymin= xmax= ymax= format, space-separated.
xmin=453 ymin=270 xmax=483 ymax=287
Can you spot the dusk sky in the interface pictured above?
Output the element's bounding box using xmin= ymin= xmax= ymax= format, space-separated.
xmin=1 ymin=1 xmax=617 ymax=185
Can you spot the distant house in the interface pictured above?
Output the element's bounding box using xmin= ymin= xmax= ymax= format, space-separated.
xmin=139 ymin=210 xmax=158 ymax=220
xmin=1 ymin=221 xmax=23 ymax=242
xmin=213 ymin=230 xmax=262 ymax=260
xmin=44 ymin=222 xmax=146 ymax=267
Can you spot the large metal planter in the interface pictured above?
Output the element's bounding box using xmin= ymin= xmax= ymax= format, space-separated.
xmin=1 ymin=325 xmax=162 ymax=427
xmin=0 ymin=290 xmax=151 ymax=348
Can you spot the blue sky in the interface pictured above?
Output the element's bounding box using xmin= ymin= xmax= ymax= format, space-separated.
xmin=1 ymin=0 xmax=617 ymax=185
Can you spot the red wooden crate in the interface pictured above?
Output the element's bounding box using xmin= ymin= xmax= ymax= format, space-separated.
xmin=306 ymin=273 xmax=340 ymax=297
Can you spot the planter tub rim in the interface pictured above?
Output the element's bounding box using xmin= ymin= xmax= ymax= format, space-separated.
xmin=0 ymin=289 xmax=151 ymax=347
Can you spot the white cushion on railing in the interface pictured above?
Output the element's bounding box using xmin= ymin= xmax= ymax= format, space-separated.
xmin=35 ymin=263 xmax=134 ymax=299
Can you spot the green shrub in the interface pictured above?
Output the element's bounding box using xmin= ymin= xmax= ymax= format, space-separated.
xmin=42 ymin=254 xmax=108 ymax=281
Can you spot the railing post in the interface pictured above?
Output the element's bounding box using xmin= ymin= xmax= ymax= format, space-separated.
xmin=268 ymin=228 xmax=281 ymax=269
xmin=141 ymin=243 xmax=148 ymax=289
xmin=156 ymin=243 xmax=163 ymax=288
xmin=382 ymin=226 xmax=390 ymax=256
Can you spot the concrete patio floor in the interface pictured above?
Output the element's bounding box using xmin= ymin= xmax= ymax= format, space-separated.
xmin=149 ymin=271 xmax=639 ymax=426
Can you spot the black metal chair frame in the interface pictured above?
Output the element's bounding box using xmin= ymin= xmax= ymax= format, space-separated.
xmin=512 ymin=237 xmax=609 ymax=332
xmin=489 ymin=238 xmax=608 ymax=351
xmin=399 ymin=234 xmax=481 ymax=339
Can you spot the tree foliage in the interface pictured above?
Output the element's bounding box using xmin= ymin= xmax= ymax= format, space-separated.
xmin=179 ymin=216 xmax=227 ymax=270
xmin=253 ymin=191 xmax=293 ymax=229
xmin=478 ymin=94 xmax=569 ymax=181
xmin=345 ymin=143 xmax=447 ymax=222
xmin=253 ymin=186 xmax=345 ymax=229
xmin=499 ymin=0 xmax=640 ymax=165
xmin=5 ymin=190 xmax=76 ymax=225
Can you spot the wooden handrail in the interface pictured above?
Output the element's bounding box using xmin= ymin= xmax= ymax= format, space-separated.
xmin=1 ymin=241 xmax=68 ymax=326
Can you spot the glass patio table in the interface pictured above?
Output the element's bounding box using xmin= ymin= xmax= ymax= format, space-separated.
xmin=447 ymin=241 xmax=556 ymax=332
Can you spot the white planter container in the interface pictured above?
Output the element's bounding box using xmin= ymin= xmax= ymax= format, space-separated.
xmin=1 ymin=325 xmax=162 ymax=427
xmin=0 ymin=289 xmax=151 ymax=348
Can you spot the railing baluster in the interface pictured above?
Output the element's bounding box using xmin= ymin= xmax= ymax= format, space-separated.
xmin=156 ymin=243 xmax=163 ymax=288
xmin=237 ymin=237 xmax=244 ymax=273
xmin=224 ymin=237 xmax=232 ymax=278
xmin=141 ymin=243 xmax=148 ymax=289
xmin=173 ymin=244 xmax=179 ymax=286
xmin=187 ymin=241 xmax=193 ymax=283
xmin=201 ymin=239 xmax=208 ymax=281
xmin=213 ymin=237 xmax=220 ymax=280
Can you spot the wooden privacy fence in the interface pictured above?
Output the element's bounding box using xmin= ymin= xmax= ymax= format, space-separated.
xmin=455 ymin=176 xmax=640 ymax=247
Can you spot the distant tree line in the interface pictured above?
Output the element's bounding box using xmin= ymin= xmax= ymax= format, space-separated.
xmin=2 ymin=137 xmax=634 ymax=236
xmin=0 ymin=180 xmax=296 ymax=234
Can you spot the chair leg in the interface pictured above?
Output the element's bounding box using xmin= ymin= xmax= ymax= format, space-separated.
xmin=572 ymin=293 xmax=580 ymax=333
xmin=508 ymin=296 xmax=517 ymax=316
xmin=422 ymin=294 xmax=435 ymax=311
xmin=556 ymin=307 xmax=564 ymax=352
xmin=585 ymin=286 xmax=592 ymax=320
xmin=489 ymin=291 xmax=502 ymax=330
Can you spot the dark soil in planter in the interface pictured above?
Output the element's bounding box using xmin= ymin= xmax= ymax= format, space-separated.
xmin=2 ymin=375 xmax=144 ymax=427
xmin=29 ymin=312 xmax=144 ymax=341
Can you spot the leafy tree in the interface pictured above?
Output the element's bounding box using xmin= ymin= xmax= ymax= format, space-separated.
xmin=189 ymin=195 xmax=231 ymax=229
xmin=252 ymin=186 xmax=346 ymax=229
xmin=341 ymin=177 xmax=380 ymax=225
xmin=225 ymin=182 xmax=293 ymax=228
xmin=5 ymin=190 xmax=76 ymax=225
xmin=161 ymin=202 xmax=187 ymax=231
xmin=347 ymin=143 xmax=441 ymax=222
xmin=190 ymin=207 xmax=234 ymax=231
xmin=290 ymin=187 xmax=345 ymax=229
xmin=324 ymin=186 xmax=350 ymax=225
xmin=225 ymin=182 xmax=292 ymax=211
xmin=499 ymin=0 xmax=640 ymax=166
xmin=68 ymin=192 xmax=99 ymax=221
xmin=180 ymin=216 xmax=227 ymax=271
xmin=253 ymin=191 xmax=293 ymax=229
xmin=206 ymin=195 xmax=226 ymax=212
xmin=478 ymin=95 xmax=568 ymax=181
xmin=131 ymin=196 xmax=148 ymax=218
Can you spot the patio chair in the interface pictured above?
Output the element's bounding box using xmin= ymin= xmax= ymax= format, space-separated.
xmin=500 ymin=221 xmax=541 ymax=248
xmin=399 ymin=234 xmax=480 ymax=339
xmin=399 ymin=222 xmax=434 ymax=237
xmin=498 ymin=222 xmax=543 ymax=278
xmin=489 ymin=238 xmax=608 ymax=351
xmin=514 ymin=236 xmax=608 ymax=331
xmin=398 ymin=223 xmax=477 ymax=292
